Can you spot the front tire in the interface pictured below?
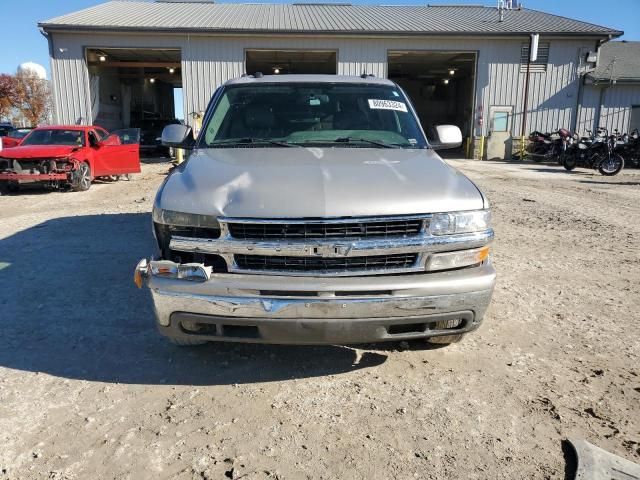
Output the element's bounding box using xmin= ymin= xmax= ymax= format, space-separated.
xmin=3 ymin=182 xmax=20 ymax=193
xmin=71 ymin=162 xmax=92 ymax=191
xmin=598 ymin=154 xmax=624 ymax=176
xmin=562 ymin=155 xmax=577 ymax=171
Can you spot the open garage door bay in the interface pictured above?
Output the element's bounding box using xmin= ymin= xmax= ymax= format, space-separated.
xmin=86 ymin=48 xmax=184 ymax=155
xmin=388 ymin=51 xmax=477 ymax=150
xmin=245 ymin=50 xmax=337 ymax=76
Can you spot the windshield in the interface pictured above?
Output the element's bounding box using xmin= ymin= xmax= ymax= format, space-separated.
xmin=200 ymin=82 xmax=427 ymax=149
xmin=22 ymin=129 xmax=85 ymax=147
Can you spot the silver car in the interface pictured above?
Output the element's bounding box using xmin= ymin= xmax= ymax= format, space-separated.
xmin=134 ymin=74 xmax=496 ymax=346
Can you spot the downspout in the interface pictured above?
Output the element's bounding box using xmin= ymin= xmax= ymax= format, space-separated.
xmin=187 ymin=34 xmax=191 ymax=128
xmin=576 ymin=36 xmax=612 ymax=134
xmin=573 ymin=75 xmax=585 ymax=134
xmin=520 ymin=34 xmax=533 ymax=137
xmin=39 ymin=27 xmax=56 ymax=124
xmin=594 ymin=35 xmax=614 ymax=132
xmin=595 ymin=84 xmax=609 ymax=131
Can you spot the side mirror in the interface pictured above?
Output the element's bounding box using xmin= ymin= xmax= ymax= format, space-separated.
xmin=162 ymin=124 xmax=195 ymax=148
xmin=431 ymin=125 xmax=463 ymax=150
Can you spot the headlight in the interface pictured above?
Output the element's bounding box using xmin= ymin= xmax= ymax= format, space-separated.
xmin=149 ymin=260 xmax=212 ymax=282
xmin=429 ymin=209 xmax=491 ymax=235
xmin=152 ymin=208 xmax=219 ymax=228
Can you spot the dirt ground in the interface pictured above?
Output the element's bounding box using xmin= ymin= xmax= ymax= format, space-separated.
xmin=0 ymin=158 xmax=638 ymax=480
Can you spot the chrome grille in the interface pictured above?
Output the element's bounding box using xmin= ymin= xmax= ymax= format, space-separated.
xmin=235 ymin=253 xmax=419 ymax=273
xmin=227 ymin=219 xmax=423 ymax=239
xmin=166 ymin=214 xmax=486 ymax=277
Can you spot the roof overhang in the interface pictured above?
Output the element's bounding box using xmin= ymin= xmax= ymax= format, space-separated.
xmin=38 ymin=23 xmax=623 ymax=39
xmin=586 ymin=77 xmax=640 ymax=86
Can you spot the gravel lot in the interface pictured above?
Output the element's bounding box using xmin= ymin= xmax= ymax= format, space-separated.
xmin=0 ymin=158 xmax=639 ymax=479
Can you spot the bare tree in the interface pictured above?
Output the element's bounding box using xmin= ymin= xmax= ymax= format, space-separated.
xmin=0 ymin=74 xmax=18 ymax=121
xmin=14 ymin=71 xmax=51 ymax=126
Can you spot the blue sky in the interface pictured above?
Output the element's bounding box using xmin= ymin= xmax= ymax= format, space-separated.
xmin=1 ymin=0 xmax=637 ymax=77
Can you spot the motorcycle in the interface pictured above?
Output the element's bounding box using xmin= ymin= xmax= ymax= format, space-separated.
xmin=561 ymin=128 xmax=625 ymax=176
xmin=516 ymin=129 xmax=569 ymax=162
xmin=615 ymin=128 xmax=640 ymax=168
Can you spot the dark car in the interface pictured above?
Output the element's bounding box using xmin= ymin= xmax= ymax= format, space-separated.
xmin=133 ymin=119 xmax=181 ymax=157
xmin=0 ymin=123 xmax=15 ymax=138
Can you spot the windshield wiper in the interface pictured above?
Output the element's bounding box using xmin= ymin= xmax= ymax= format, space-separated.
xmin=211 ymin=138 xmax=298 ymax=147
xmin=332 ymin=137 xmax=401 ymax=149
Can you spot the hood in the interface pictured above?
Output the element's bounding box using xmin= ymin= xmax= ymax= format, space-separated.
xmin=0 ymin=145 xmax=80 ymax=159
xmin=156 ymin=147 xmax=485 ymax=218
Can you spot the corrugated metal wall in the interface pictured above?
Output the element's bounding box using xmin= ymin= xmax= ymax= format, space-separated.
xmin=48 ymin=31 xmax=596 ymax=137
xmin=49 ymin=37 xmax=92 ymax=125
xmin=577 ymin=84 xmax=640 ymax=134
xmin=182 ymin=35 xmax=392 ymax=117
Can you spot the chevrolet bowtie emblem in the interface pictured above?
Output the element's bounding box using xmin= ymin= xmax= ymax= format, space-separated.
xmin=311 ymin=244 xmax=353 ymax=257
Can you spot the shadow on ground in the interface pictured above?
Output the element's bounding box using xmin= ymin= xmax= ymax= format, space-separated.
xmin=141 ymin=155 xmax=173 ymax=165
xmin=0 ymin=213 xmax=387 ymax=386
xmin=579 ymin=180 xmax=640 ymax=186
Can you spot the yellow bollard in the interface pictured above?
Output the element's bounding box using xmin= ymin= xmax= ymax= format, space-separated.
xmin=479 ymin=135 xmax=485 ymax=160
xmin=175 ymin=148 xmax=184 ymax=164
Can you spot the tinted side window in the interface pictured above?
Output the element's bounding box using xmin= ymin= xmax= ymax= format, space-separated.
xmin=96 ymin=129 xmax=110 ymax=140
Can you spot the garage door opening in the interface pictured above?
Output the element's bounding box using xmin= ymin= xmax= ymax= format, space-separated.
xmin=245 ymin=50 xmax=337 ymax=76
xmin=86 ymin=47 xmax=183 ymax=156
xmin=388 ymin=51 xmax=476 ymax=147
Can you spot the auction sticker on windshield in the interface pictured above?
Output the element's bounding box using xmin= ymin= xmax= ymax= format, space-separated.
xmin=368 ymin=99 xmax=408 ymax=112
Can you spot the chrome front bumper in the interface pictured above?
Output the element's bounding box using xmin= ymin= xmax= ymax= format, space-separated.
xmin=140 ymin=263 xmax=496 ymax=345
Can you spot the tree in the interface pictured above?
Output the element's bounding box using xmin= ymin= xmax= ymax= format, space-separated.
xmin=0 ymin=74 xmax=17 ymax=121
xmin=13 ymin=71 xmax=51 ymax=126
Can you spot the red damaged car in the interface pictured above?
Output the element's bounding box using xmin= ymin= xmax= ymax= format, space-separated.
xmin=0 ymin=125 xmax=141 ymax=192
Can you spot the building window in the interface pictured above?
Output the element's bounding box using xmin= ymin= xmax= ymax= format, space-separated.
xmin=521 ymin=43 xmax=549 ymax=73
xmin=492 ymin=111 xmax=509 ymax=132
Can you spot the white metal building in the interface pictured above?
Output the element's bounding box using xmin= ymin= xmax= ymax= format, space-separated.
xmin=39 ymin=0 xmax=623 ymax=158
xmin=577 ymin=41 xmax=640 ymax=134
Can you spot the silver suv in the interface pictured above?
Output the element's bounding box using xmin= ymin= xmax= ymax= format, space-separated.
xmin=134 ymin=74 xmax=496 ymax=346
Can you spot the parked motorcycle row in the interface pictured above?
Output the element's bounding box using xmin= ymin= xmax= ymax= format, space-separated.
xmin=514 ymin=127 xmax=640 ymax=176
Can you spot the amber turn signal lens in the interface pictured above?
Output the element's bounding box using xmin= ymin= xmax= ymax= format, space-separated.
xmin=133 ymin=258 xmax=149 ymax=288
xmin=426 ymin=246 xmax=490 ymax=272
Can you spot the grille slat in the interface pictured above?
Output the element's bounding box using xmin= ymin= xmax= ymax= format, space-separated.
xmin=228 ymin=219 xmax=423 ymax=240
xmin=235 ymin=254 xmax=418 ymax=273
